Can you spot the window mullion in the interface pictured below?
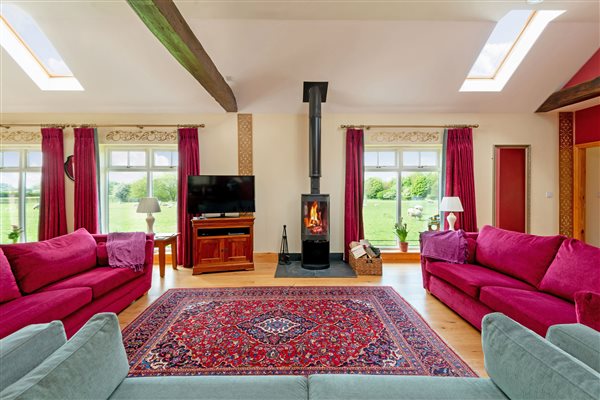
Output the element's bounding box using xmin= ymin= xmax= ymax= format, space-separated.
xmin=18 ymin=151 xmax=26 ymax=241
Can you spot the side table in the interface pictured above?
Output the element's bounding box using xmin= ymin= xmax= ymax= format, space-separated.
xmin=154 ymin=233 xmax=179 ymax=278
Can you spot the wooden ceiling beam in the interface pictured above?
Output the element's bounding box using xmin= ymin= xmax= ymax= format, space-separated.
xmin=128 ymin=0 xmax=237 ymax=112
xmin=536 ymin=77 xmax=600 ymax=113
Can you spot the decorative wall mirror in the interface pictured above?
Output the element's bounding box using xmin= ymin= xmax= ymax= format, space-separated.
xmin=493 ymin=145 xmax=531 ymax=233
xmin=64 ymin=155 xmax=75 ymax=181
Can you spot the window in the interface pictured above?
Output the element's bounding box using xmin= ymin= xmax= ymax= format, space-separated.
xmin=0 ymin=4 xmax=83 ymax=90
xmin=0 ymin=148 xmax=42 ymax=243
xmin=363 ymin=148 xmax=441 ymax=249
xmin=103 ymin=147 xmax=177 ymax=234
xmin=460 ymin=9 xmax=564 ymax=92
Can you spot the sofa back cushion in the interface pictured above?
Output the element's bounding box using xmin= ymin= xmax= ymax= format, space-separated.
xmin=1 ymin=228 xmax=97 ymax=294
xmin=482 ymin=312 xmax=600 ymax=400
xmin=475 ymin=225 xmax=564 ymax=286
xmin=0 ymin=249 xmax=21 ymax=303
xmin=547 ymin=323 xmax=600 ymax=374
xmin=539 ymin=239 xmax=600 ymax=301
xmin=0 ymin=313 xmax=129 ymax=400
xmin=0 ymin=321 xmax=66 ymax=392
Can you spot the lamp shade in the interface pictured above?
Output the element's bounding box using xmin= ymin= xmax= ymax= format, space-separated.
xmin=136 ymin=197 xmax=161 ymax=213
xmin=440 ymin=196 xmax=464 ymax=212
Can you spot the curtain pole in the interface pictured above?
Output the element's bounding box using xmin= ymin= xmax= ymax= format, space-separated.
xmin=0 ymin=123 xmax=205 ymax=129
xmin=340 ymin=124 xmax=479 ymax=129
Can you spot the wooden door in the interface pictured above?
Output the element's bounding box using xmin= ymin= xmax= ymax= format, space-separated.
xmin=196 ymin=238 xmax=222 ymax=264
xmin=493 ymin=146 xmax=530 ymax=233
xmin=223 ymin=237 xmax=250 ymax=263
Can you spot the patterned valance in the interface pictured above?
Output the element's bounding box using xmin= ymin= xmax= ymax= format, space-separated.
xmin=0 ymin=130 xmax=42 ymax=144
xmin=365 ymin=130 xmax=443 ymax=145
xmin=99 ymin=129 xmax=177 ymax=144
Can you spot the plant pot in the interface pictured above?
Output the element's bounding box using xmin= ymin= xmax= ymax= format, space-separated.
xmin=399 ymin=242 xmax=409 ymax=252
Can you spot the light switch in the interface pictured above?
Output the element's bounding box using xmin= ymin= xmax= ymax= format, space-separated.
xmin=545 ymin=192 xmax=553 ymax=198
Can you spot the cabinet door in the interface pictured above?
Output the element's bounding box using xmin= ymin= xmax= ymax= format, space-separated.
xmin=223 ymin=237 xmax=250 ymax=263
xmin=196 ymin=238 xmax=222 ymax=264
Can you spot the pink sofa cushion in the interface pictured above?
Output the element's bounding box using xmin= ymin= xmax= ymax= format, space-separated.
xmin=427 ymin=261 xmax=535 ymax=299
xmin=479 ymin=286 xmax=577 ymax=336
xmin=539 ymin=239 xmax=600 ymax=301
xmin=0 ymin=248 xmax=20 ymax=303
xmin=1 ymin=228 xmax=97 ymax=294
xmin=574 ymin=291 xmax=600 ymax=331
xmin=40 ymin=267 xmax=143 ymax=299
xmin=96 ymin=242 xmax=109 ymax=266
xmin=0 ymin=287 xmax=92 ymax=339
xmin=475 ymin=225 xmax=564 ymax=287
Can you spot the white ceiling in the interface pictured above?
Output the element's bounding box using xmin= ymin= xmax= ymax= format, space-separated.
xmin=0 ymin=1 xmax=598 ymax=114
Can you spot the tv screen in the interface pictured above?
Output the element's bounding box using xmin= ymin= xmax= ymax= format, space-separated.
xmin=187 ymin=175 xmax=255 ymax=214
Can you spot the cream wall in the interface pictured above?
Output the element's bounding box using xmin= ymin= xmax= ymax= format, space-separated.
xmin=1 ymin=112 xmax=558 ymax=252
xmin=585 ymin=147 xmax=600 ymax=247
xmin=254 ymin=112 xmax=559 ymax=253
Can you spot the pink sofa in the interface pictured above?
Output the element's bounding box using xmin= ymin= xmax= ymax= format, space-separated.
xmin=422 ymin=225 xmax=600 ymax=336
xmin=0 ymin=229 xmax=153 ymax=339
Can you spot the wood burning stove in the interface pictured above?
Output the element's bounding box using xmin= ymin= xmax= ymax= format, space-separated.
xmin=301 ymin=82 xmax=330 ymax=270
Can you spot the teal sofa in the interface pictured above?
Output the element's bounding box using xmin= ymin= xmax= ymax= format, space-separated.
xmin=1 ymin=312 xmax=598 ymax=400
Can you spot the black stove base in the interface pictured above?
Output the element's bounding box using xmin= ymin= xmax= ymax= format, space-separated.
xmin=301 ymin=240 xmax=330 ymax=270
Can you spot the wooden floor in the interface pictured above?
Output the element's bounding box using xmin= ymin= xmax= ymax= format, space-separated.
xmin=118 ymin=258 xmax=486 ymax=376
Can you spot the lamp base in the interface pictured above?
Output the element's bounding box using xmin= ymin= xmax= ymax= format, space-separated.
xmin=146 ymin=213 xmax=155 ymax=234
xmin=446 ymin=212 xmax=457 ymax=231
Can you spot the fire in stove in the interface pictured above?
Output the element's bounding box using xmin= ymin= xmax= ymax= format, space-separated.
xmin=304 ymin=201 xmax=324 ymax=234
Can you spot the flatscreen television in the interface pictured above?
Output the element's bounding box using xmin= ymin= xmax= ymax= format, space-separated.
xmin=187 ymin=175 xmax=255 ymax=214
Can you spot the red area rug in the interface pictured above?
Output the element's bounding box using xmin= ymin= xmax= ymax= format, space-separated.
xmin=123 ymin=287 xmax=476 ymax=377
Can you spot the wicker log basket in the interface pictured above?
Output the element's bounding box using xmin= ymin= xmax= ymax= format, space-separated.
xmin=349 ymin=252 xmax=382 ymax=275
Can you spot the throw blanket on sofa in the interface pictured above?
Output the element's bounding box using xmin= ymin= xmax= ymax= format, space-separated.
xmin=107 ymin=232 xmax=146 ymax=272
xmin=420 ymin=229 xmax=468 ymax=264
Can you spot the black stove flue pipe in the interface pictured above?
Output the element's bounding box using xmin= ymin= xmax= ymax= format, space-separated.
xmin=303 ymin=82 xmax=328 ymax=195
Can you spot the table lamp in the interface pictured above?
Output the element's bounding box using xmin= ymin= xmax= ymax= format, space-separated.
xmin=136 ymin=197 xmax=161 ymax=234
xmin=440 ymin=196 xmax=463 ymax=231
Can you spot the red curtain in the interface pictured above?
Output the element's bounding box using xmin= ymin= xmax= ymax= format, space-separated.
xmin=39 ymin=128 xmax=68 ymax=241
xmin=177 ymin=127 xmax=200 ymax=267
xmin=445 ymin=128 xmax=477 ymax=231
xmin=74 ymin=127 xmax=98 ymax=233
xmin=344 ymin=128 xmax=365 ymax=261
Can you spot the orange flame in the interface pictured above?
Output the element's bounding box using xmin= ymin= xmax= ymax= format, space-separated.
xmin=304 ymin=201 xmax=324 ymax=234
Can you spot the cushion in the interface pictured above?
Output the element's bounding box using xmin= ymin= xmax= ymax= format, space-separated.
xmin=40 ymin=267 xmax=143 ymax=299
xmin=575 ymin=291 xmax=600 ymax=331
xmin=466 ymin=238 xmax=477 ymax=264
xmin=479 ymin=286 xmax=576 ymax=336
xmin=475 ymin=225 xmax=564 ymax=286
xmin=547 ymin=324 xmax=600 ymax=373
xmin=0 ymin=248 xmax=20 ymax=303
xmin=426 ymin=261 xmax=534 ymax=299
xmin=110 ymin=376 xmax=309 ymax=400
xmin=1 ymin=228 xmax=97 ymax=293
xmin=0 ymin=313 xmax=129 ymax=400
xmin=0 ymin=288 xmax=92 ymax=339
xmin=0 ymin=321 xmax=66 ymax=392
xmin=482 ymin=313 xmax=600 ymax=400
xmin=308 ymin=375 xmax=507 ymax=400
xmin=539 ymin=239 xmax=600 ymax=301
xmin=97 ymin=242 xmax=109 ymax=266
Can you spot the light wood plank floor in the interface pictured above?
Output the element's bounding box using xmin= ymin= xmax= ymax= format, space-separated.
xmin=118 ymin=260 xmax=486 ymax=376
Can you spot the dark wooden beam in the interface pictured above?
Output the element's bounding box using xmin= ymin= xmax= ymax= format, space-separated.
xmin=536 ymin=76 xmax=600 ymax=113
xmin=127 ymin=0 xmax=237 ymax=112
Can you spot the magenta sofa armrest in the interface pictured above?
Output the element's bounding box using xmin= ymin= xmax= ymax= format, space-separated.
xmin=465 ymin=232 xmax=479 ymax=240
xmin=92 ymin=234 xmax=154 ymax=273
xmin=420 ymin=256 xmax=431 ymax=290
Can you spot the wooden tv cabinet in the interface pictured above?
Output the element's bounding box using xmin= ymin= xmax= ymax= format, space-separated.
xmin=192 ymin=216 xmax=254 ymax=275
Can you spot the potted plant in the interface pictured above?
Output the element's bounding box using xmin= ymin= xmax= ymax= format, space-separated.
xmin=394 ymin=219 xmax=409 ymax=252
xmin=8 ymin=225 xmax=23 ymax=244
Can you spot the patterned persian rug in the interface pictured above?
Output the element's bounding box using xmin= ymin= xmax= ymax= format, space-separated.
xmin=122 ymin=287 xmax=476 ymax=377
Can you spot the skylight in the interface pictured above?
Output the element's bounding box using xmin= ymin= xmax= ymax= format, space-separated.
xmin=460 ymin=9 xmax=564 ymax=92
xmin=0 ymin=4 xmax=83 ymax=91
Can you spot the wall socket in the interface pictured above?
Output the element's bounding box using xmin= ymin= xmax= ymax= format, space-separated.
xmin=545 ymin=192 xmax=553 ymax=198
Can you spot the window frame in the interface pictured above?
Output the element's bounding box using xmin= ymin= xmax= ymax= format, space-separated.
xmin=0 ymin=146 xmax=42 ymax=242
xmin=101 ymin=145 xmax=178 ymax=233
xmin=364 ymin=146 xmax=442 ymax=248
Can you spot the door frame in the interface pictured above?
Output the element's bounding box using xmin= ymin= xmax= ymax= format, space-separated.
xmin=573 ymin=140 xmax=600 ymax=241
